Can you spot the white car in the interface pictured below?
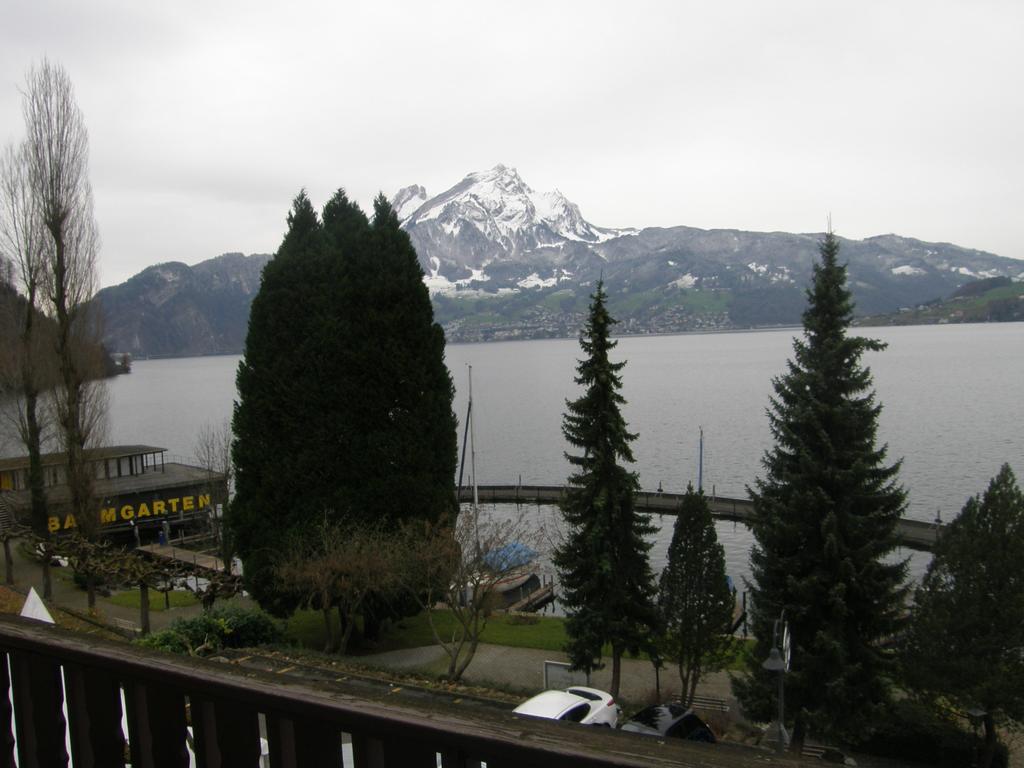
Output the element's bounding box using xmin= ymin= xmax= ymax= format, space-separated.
xmin=513 ymin=687 xmax=620 ymax=727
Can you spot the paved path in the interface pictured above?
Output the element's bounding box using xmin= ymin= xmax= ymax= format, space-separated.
xmin=358 ymin=642 xmax=737 ymax=711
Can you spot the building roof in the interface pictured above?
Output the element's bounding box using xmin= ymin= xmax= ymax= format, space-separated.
xmin=2 ymin=461 xmax=224 ymax=510
xmin=0 ymin=445 xmax=167 ymax=472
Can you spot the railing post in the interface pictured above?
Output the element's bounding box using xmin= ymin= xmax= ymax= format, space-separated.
xmin=63 ymin=662 xmax=126 ymax=768
xmin=439 ymin=748 xmax=481 ymax=768
xmin=263 ymin=713 xmax=294 ymax=768
xmin=191 ymin=696 xmax=261 ymax=768
xmin=0 ymin=654 xmax=17 ymax=768
xmin=353 ymin=732 xmax=437 ymax=768
xmin=265 ymin=713 xmax=341 ymax=768
xmin=123 ymin=679 xmax=189 ymax=768
xmin=8 ymin=649 xmax=68 ymax=768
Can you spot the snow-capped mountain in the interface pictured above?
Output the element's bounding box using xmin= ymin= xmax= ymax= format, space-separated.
xmin=394 ymin=165 xmax=633 ymax=290
xmin=392 ymin=184 xmax=428 ymax=221
xmin=393 ymin=165 xmax=1024 ymax=316
xmin=90 ymin=167 xmax=1024 ymax=357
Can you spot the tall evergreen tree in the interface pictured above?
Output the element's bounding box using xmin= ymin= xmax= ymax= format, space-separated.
xmin=231 ymin=190 xmax=456 ymax=615
xmin=903 ymin=464 xmax=1024 ymax=768
xmin=735 ymin=232 xmax=907 ymax=749
xmin=231 ymin=191 xmax=328 ymax=613
xmin=658 ymin=484 xmax=736 ymax=707
xmin=554 ymin=280 xmax=658 ymax=698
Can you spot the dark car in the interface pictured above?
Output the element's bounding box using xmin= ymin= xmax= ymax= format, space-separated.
xmin=620 ymin=703 xmax=716 ymax=743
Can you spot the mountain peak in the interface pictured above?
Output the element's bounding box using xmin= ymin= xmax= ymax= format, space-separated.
xmin=391 ymin=184 xmax=429 ymax=221
xmin=399 ymin=165 xmax=628 ymax=270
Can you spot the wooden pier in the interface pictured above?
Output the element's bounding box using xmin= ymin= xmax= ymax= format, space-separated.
xmin=136 ymin=542 xmax=227 ymax=573
xmin=459 ymin=485 xmax=941 ymax=551
xmin=507 ymin=584 xmax=556 ymax=613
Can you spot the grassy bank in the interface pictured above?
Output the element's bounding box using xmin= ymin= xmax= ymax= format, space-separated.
xmin=108 ymin=589 xmax=199 ymax=611
xmin=285 ymin=607 xmax=753 ymax=670
xmin=286 ymin=609 xmax=568 ymax=654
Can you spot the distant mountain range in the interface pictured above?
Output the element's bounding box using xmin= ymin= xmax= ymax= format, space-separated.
xmin=96 ymin=252 xmax=267 ymax=358
xmin=859 ymin=276 xmax=1024 ymax=326
xmin=94 ymin=165 xmax=1024 ymax=356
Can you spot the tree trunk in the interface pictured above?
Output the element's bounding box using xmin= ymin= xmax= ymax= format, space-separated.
xmin=2 ymin=540 xmax=12 ymax=585
xmin=610 ymin=648 xmax=622 ymax=700
xmin=139 ymin=582 xmax=150 ymax=636
xmin=321 ymin=607 xmax=337 ymax=653
xmin=41 ymin=558 xmax=52 ymax=600
xmin=445 ymin=631 xmax=469 ymax=681
xmin=338 ymin=605 xmax=357 ymax=656
xmin=86 ymin=570 xmax=96 ymax=609
xmin=679 ymin=662 xmax=696 ymax=708
xmin=22 ymin=296 xmax=50 ymax=549
xmin=980 ymin=713 xmax=997 ymax=768
xmin=686 ymin=671 xmax=700 ymax=710
xmin=451 ymin=635 xmax=481 ymax=682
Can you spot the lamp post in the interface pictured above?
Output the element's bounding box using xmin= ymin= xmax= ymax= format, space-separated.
xmin=762 ymin=612 xmax=790 ymax=753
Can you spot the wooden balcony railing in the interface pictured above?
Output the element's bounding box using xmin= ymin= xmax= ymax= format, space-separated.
xmin=0 ymin=615 xmax=778 ymax=768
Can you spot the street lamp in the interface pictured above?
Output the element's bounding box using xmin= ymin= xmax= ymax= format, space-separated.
xmin=762 ymin=612 xmax=790 ymax=753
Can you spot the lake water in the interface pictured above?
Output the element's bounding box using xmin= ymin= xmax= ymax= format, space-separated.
xmin=103 ymin=322 xmax=1024 ymax=591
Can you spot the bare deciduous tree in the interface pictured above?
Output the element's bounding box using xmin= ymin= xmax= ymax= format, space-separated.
xmin=0 ymin=138 xmax=59 ymax=596
xmin=193 ymin=419 xmax=234 ymax=568
xmin=109 ymin=551 xmax=187 ymax=636
xmin=401 ymin=508 xmax=544 ymax=682
xmin=21 ymin=59 xmax=107 ymax=550
xmin=54 ymin=532 xmax=112 ymax=612
xmin=182 ymin=568 xmax=243 ymax=613
xmin=275 ymin=518 xmax=400 ymax=655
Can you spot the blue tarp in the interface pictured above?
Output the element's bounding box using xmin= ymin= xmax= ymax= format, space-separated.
xmin=483 ymin=542 xmax=537 ymax=571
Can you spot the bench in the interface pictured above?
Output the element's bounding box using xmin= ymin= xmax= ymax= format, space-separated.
xmin=113 ymin=618 xmax=141 ymax=635
xmin=689 ymin=694 xmax=730 ymax=712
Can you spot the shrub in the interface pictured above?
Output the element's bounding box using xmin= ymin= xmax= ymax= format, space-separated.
xmin=851 ymin=700 xmax=1007 ymax=768
xmin=136 ymin=630 xmax=191 ymax=655
xmin=134 ymin=606 xmax=282 ymax=656
xmin=208 ymin=604 xmax=282 ymax=647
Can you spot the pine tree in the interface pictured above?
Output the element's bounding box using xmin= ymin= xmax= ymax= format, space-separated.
xmin=735 ymin=232 xmax=907 ymax=749
xmin=554 ymin=280 xmax=658 ymax=698
xmin=230 ymin=190 xmax=456 ymax=616
xmin=658 ymin=484 xmax=735 ymax=707
xmin=904 ymin=464 xmax=1024 ymax=768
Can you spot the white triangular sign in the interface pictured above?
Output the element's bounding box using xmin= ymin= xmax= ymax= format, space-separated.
xmin=20 ymin=587 xmax=55 ymax=624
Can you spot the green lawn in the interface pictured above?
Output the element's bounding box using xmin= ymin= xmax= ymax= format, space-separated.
xmin=285 ymin=608 xmax=568 ymax=654
xmin=284 ymin=607 xmax=753 ymax=670
xmin=108 ymin=589 xmax=199 ymax=611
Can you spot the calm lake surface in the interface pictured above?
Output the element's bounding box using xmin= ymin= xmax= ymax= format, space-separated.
xmin=105 ymin=322 xmax=1024 ymax=590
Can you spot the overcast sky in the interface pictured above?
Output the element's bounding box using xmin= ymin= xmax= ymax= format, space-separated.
xmin=2 ymin=0 xmax=1023 ymax=287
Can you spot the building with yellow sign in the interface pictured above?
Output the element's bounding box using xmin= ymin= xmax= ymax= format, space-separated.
xmin=0 ymin=445 xmax=227 ymax=543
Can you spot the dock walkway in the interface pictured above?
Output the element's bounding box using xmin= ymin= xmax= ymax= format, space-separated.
xmin=136 ymin=543 xmax=226 ymax=573
xmin=460 ymin=485 xmax=941 ymax=550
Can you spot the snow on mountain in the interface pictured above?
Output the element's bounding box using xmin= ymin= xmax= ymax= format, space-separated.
xmin=393 ymin=165 xmax=633 ymax=279
xmin=392 ymin=184 xmax=429 ymax=221
xmin=892 ymin=265 xmax=927 ymax=276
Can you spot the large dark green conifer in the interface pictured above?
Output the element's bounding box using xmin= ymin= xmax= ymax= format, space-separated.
xmin=735 ymin=232 xmax=907 ymax=749
xmin=903 ymin=464 xmax=1024 ymax=768
xmin=554 ymin=281 xmax=658 ymax=699
xmin=231 ymin=191 xmax=326 ymax=613
xmin=231 ymin=189 xmax=456 ymax=615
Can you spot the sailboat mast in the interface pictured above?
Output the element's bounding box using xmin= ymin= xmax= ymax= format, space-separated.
xmin=469 ymin=365 xmax=479 ymax=512
xmin=698 ymin=425 xmax=704 ymax=493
